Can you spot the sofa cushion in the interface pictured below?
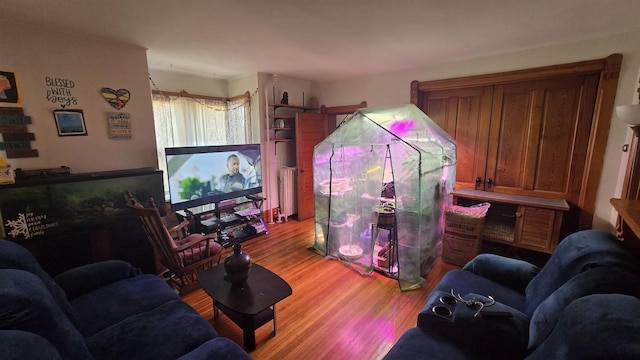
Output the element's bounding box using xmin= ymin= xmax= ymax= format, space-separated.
xmin=70 ymin=274 xmax=181 ymax=337
xmin=418 ymin=290 xmax=529 ymax=358
xmin=524 ymin=230 xmax=639 ymax=317
xmin=86 ymin=300 xmax=217 ymax=360
xmin=425 ymin=269 xmax=527 ymax=321
xmin=0 ymin=269 xmax=93 ymax=360
xmin=175 ymin=237 xmax=223 ymax=265
xmin=0 ymin=330 xmax=64 ymax=360
xmin=0 ymin=240 xmax=77 ymax=324
xmin=462 ymin=253 xmax=539 ymax=293
xmin=177 ymin=337 xmax=253 ymax=360
xmin=528 ymin=266 xmax=640 ymax=351
xmin=526 ymin=294 xmax=640 ymax=360
xmin=383 ymin=327 xmax=486 ymax=360
xmin=54 ymin=260 xmax=142 ymax=300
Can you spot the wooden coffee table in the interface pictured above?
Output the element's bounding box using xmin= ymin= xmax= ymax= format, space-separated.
xmin=198 ymin=263 xmax=292 ymax=351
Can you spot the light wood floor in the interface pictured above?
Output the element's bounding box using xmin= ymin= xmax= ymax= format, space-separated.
xmin=182 ymin=217 xmax=459 ymax=360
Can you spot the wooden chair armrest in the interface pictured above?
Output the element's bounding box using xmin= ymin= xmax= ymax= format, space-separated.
xmin=173 ymin=232 xmax=219 ymax=252
xmin=167 ymin=220 xmax=190 ymax=234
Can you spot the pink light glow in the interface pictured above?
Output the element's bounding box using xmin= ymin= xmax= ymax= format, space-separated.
xmin=389 ymin=118 xmax=415 ymax=137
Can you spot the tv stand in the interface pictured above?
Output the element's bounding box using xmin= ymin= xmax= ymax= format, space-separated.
xmin=178 ymin=195 xmax=268 ymax=248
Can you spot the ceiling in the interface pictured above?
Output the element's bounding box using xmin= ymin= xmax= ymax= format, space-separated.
xmin=2 ymin=0 xmax=640 ymax=83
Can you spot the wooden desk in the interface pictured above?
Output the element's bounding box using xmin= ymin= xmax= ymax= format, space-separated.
xmin=610 ymin=198 xmax=640 ymax=257
xmin=452 ymin=189 xmax=569 ymax=254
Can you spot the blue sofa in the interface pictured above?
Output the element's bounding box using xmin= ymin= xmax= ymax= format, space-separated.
xmin=384 ymin=230 xmax=640 ymax=360
xmin=0 ymin=239 xmax=252 ymax=360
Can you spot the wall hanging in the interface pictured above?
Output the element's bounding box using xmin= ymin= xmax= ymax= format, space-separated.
xmin=0 ymin=70 xmax=19 ymax=103
xmin=108 ymin=112 xmax=131 ymax=140
xmin=53 ymin=109 xmax=87 ymax=136
xmin=0 ymin=107 xmax=38 ymax=158
xmin=45 ymin=76 xmax=77 ymax=108
xmin=101 ymin=88 xmax=130 ymax=110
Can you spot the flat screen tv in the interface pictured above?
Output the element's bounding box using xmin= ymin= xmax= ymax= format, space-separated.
xmin=165 ymin=144 xmax=262 ymax=211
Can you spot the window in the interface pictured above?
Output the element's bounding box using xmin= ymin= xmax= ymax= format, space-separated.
xmin=151 ymin=91 xmax=251 ymax=196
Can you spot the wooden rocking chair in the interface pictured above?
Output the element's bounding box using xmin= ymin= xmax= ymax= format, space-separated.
xmin=126 ymin=191 xmax=223 ymax=293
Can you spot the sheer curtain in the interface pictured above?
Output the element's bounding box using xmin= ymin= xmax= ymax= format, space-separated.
xmin=152 ymin=93 xmax=250 ymax=195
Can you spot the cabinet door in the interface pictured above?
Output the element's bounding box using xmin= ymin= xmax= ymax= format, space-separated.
xmin=485 ymin=76 xmax=593 ymax=198
xmin=516 ymin=206 xmax=556 ymax=252
xmin=421 ymin=86 xmax=493 ymax=190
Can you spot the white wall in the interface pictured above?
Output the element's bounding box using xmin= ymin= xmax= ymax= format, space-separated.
xmin=0 ymin=19 xmax=157 ymax=173
xmin=148 ymin=69 xmax=228 ymax=97
xmin=313 ymin=31 xmax=640 ymax=231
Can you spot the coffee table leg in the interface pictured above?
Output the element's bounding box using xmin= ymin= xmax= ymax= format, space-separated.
xmin=241 ymin=314 xmax=256 ymax=351
xmin=272 ymin=304 xmax=277 ymax=336
xmin=213 ymin=299 xmax=219 ymax=320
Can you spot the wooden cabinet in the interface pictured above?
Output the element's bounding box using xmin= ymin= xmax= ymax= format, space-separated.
xmin=412 ymin=54 xmax=622 ymax=232
xmin=269 ymin=103 xmax=317 ymax=143
xmin=453 ymin=189 xmax=569 ymax=254
xmin=419 ymin=86 xmax=492 ymax=189
xmin=417 ymin=75 xmax=597 ymax=198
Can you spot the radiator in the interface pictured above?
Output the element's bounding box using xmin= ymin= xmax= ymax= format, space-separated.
xmin=279 ymin=166 xmax=297 ymax=221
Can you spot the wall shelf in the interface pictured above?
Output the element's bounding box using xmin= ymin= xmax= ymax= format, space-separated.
xmin=270 ymin=115 xmax=296 ymax=120
xmin=269 ymin=103 xmax=318 ymax=112
xmin=268 ymin=102 xmax=316 ymax=142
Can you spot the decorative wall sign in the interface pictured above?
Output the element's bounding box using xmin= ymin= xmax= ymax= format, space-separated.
xmin=53 ymin=109 xmax=87 ymax=136
xmin=101 ymin=88 xmax=130 ymax=110
xmin=4 ymin=211 xmax=60 ymax=239
xmin=45 ymin=76 xmax=78 ymax=108
xmin=108 ymin=112 xmax=132 ymax=139
xmin=0 ymin=107 xmax=38 ymax=158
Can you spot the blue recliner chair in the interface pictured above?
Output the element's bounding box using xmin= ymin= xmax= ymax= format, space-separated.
xmin=384 ymin=230 xmax=640 ymax=359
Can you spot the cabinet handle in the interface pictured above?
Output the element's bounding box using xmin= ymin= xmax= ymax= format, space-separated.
xmin=475 ymin=177 xmax=483 ymax=190
xmin=515 ymin=212 xmax=522 ymax=218
xmin=486 ymin=178 xmax=493 ymax=188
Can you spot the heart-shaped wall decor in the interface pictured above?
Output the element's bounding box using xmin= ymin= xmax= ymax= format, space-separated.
xmin=101 ymin=88 xmax=131 ymax=110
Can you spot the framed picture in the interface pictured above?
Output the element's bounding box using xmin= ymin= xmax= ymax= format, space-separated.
xmin=53 ymin=109 xmax=87 ymax=136
xmin=0 ymin=70 xmax=20 ymax=103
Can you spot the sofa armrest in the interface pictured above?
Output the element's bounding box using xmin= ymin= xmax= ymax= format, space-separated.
xmin=462 ymin=253 xmax=539 ymax=293
xmin=54 ymin=260 xmax=142 ymax=300
xmin=0 ymin=330 xmax=64 ymax=360
xmin=177 ymin=338 xmax=253 ymax=360
xmin=417 ymin=290 xmax=530 ymax=359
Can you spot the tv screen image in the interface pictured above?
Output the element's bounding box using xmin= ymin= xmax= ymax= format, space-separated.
xmin=165 ymin=144 xmax=262 ymax=211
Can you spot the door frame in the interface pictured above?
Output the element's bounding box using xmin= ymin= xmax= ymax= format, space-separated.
xmin=320 ymin=101 xmax=368 ymax=130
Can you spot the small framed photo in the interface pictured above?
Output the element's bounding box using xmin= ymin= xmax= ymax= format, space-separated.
xmin=53 ymin=109 xmax=87 ymax=136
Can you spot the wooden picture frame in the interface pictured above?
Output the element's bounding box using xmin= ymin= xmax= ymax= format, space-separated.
xmin=53 ymin=109 xmax=87 ymax=136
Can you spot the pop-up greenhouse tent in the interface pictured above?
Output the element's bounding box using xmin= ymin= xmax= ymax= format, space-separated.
xmin=313 ymin=104 xmax=456 ymax=291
